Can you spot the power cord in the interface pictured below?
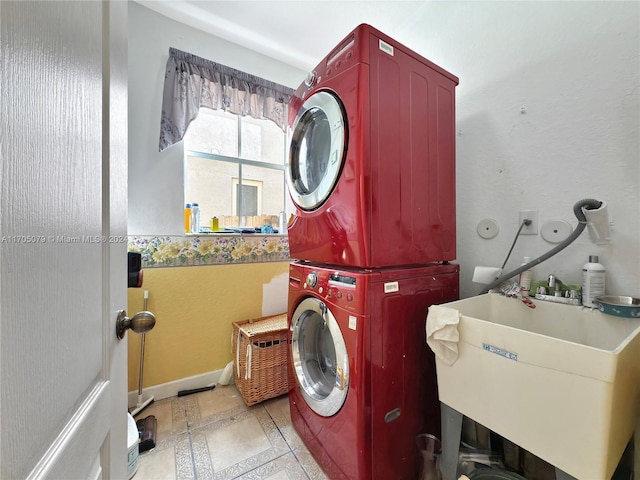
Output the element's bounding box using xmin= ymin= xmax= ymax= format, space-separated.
xmin=500 ymin=218 xmax=532 ymax=269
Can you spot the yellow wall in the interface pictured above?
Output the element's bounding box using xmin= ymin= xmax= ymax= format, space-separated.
xmin=126 ymin=262 xmax=289 ymax=391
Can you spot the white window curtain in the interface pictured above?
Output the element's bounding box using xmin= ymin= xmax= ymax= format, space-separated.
xmin=159 ymin=47 xmax=294 ymax=152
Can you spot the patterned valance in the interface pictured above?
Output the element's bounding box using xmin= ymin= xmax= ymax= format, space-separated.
xmin=159 ymin=47 xmax=294 ymax=152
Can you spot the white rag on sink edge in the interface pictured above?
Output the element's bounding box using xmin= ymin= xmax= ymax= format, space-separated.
xmin=426 ymin=304 xmax=461 ymax=366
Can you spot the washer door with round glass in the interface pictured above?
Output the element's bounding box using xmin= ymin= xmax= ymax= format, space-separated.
xmin=287 ymin=91 xmax=347 ymax=211
xmin=290 ymin=297 xmax=349 ymax=417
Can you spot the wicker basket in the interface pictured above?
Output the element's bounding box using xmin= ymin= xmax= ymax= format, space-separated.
xmin=232 ymin=313 xmax=289 ymax=406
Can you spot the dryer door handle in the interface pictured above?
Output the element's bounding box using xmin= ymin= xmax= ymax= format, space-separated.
xmin=319 ymin=301 xmax=328 ymax=325
xmin=336 ymin=367 xmax=347 ymax=390
xmin=335 ymin=353 xmax=349 ymax=391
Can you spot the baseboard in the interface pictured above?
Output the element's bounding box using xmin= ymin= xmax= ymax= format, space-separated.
xmin=128 ymin=368 xmax=232 ymax=408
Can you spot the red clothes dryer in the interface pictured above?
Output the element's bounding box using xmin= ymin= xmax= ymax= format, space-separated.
xmin=286 ymin=24 xmax=459 ymax=268
xmin=287 ymin=261 xmax=459 ymax=480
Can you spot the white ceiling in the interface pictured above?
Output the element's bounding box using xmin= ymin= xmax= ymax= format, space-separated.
xmin=135 ymin=1 xmax=430 ymax=71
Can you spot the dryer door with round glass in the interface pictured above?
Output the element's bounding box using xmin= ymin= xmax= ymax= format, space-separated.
xmin=287 ymin=91 xmax=347 ymax=211
xmin=290 ymin=297 xmax=349 ymax=417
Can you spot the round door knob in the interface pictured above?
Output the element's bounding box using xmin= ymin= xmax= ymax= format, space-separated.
xmin=116 ymin=310 xmax=156 ymax=339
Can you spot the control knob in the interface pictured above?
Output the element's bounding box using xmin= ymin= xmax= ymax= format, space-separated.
xmin=306 ymin=272 xmax=318 ymax=288
xmin=304 ymin=71 xmax=317 ymax=89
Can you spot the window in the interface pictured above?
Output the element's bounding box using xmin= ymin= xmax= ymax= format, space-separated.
xmin=185 ymin=108 xmax=287 ymax=232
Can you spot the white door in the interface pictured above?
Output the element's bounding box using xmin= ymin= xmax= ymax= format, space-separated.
xmin=1 ymin=1 xmax=128 ymax=479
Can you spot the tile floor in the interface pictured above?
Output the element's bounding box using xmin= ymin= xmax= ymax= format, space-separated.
xmin=131 ymin=385 xmax=329 ymax=480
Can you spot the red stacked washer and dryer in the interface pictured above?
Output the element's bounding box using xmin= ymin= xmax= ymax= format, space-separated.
xmin=285 ymin=24 xmax=460 ymax=480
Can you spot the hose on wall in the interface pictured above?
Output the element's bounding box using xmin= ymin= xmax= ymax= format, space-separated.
xmin=480 ymin=198 xmax=604 ymax=295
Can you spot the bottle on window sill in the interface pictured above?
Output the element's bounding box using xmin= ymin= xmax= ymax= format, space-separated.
xmin=261 ymin=220 xmax=274 ymax=234
xmin=184 ymin=203 xmax=191 ymax=233
xmin=190 ymin=203 xmax=200 ymax=233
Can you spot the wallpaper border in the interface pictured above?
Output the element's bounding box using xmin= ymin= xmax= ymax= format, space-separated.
xmin=128 ymin=235 xmax=290 ymax=268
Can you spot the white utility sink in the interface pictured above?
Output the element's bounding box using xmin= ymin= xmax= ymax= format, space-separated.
xmin=433 ymin=293 xmax=640 ymax=480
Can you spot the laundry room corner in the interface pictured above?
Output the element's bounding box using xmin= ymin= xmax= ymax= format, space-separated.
xmin=122 ymin=2 xmax=638 ymax=479
xmin=125 ymin=1 xmax=301 ymax=405
xmin=126 ymin=261 xmax=289 ymax=402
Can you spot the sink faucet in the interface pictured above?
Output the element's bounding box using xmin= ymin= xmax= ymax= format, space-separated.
xmin=535 ymin=275 xmax=581 ymax=305
xmin=547 ymin=275 xmax=564 ymax=296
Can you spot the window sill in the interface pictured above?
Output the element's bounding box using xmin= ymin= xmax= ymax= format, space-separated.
xmin=185 ymin=231 xmax=287 ymax=236
xmin=128 ymin=234 xmax=289 ymax=268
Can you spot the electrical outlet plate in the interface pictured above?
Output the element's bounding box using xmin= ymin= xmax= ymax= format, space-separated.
xmin=519 ymin=210 xmax=538 ymax=235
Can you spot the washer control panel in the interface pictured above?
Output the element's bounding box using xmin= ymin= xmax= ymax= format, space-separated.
xmin=296 ymin=265 xmax=362 ymax=312
xmin=289 ymin=264 xmax=368 ymax=313
xmin=328 ymin=274 xmax=356 ymax=302
xmin=328 ymin=273 xmax=356 ymax=286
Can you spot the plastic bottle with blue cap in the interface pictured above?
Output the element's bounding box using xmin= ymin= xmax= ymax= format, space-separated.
xmin=184 ymin=204 xmax=191 ymax=233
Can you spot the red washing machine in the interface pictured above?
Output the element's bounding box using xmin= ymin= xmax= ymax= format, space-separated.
xmin=287 ymin=261 xmax=459 ymax=480
xmin=286 ymin=24 xmax=459 ymax=268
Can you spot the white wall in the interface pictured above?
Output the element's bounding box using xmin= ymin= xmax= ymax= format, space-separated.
xmin=390 ymin=1 xmax=639 ymax=299
xmin=127 ymin=2 xmax=305 ymax=236
xmin=128 ymin=1 xmax=639 ymax=300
